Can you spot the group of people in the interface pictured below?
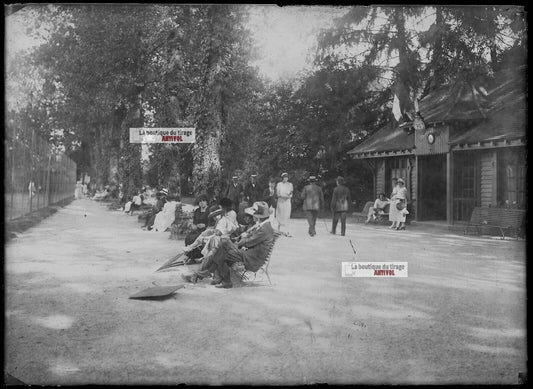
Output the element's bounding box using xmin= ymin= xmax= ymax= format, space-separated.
xmin=224 ymin=172 xmax=291 ymax=235
xmin=366 ymin=177 xmax=409 ymax=230
xmin=135 ymin=188 xmax=182 ymax=232
xmin=173 ymin=172 xmax=355 ymax=289
xmin=224 ymin=172 xmax=355 ymax=238
xmin=178 ymin=196 xmax=274 ymax=289
xmin=300 ymin=175 xmax=352 ymax=237
xmin=141 ymin=172 xmax=411 ymax=290
xmin=74 ymin=180 xmax=89 ymax=199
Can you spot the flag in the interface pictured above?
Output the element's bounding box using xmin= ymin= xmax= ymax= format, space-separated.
xmin=392 ymin=94 xmax=402 ymax=121
xmin=393 ymin=80 xmax=416 ymax=122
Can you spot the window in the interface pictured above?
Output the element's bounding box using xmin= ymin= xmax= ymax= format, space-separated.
xmin=498 ymin=148 xmax=526 ymax=208
xmin=385 ymin=158 xmax=409 ymax=195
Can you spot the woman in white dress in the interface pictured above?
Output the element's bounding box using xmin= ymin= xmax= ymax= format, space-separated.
xmin=276 ymin=172 xmax=293 ymax=235
xmin=389 ymin=178 xmax=409 ymax=230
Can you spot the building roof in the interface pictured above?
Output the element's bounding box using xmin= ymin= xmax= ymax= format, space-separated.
xmin=449 ymin=68 xmax=526 ymax=146
xmin=349 ymin=66 xmax=526 ymax=156
xmin=347 ymin=122 xmax=414 ymax=156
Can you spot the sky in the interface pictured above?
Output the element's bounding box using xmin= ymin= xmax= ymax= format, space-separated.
xmin=246 ymin=5 xmax=348 ymax=80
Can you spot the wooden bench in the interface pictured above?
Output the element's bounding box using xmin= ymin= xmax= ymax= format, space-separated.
xmin=352 ymin=201 xmax=389 ymax=224
xmin=464 ymin=206 xmax=526 ymax=239
xmin=230 ymin=230 xmax=285 ymax=286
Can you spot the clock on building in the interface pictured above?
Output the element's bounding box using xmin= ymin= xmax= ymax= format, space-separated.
xmin=427 ymin=133 xmax=435 ymax=144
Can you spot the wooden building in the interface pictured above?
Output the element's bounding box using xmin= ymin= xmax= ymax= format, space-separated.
xmin=349 ymin=66 xmax=526 ymax=224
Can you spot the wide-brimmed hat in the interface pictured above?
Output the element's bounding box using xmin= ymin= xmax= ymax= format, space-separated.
xmin=219 ymin=197 xmax=233 ymax=208
xmin=308 ymin=176 xmax=317 ymax=182
xmin=232 ymin=175 xmax=238 ymax=180
xmin=397 ymin=178 xmax=405 ymax=184
xmin=244 ymin=206 xmax=256 ymax=216
xmin=208 ymin=206 xmax=223 ymax=219
xmin=158 ymin=188 xmax=168 ymax=196
xmin=250 ymin=201 xmax=270 ymax=219
xmin=281 ymin=172 xmax=289 ymax=178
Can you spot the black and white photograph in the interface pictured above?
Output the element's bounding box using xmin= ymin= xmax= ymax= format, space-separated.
xmin=4 ymin=3 xmax=527 ymax=385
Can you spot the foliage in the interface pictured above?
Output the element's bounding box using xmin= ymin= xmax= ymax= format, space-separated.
xmin=7 ymin=5 xmax=526 ymax=204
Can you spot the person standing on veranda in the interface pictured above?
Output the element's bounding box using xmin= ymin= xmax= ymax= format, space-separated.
xmin=276 ymin=172 xmax=293 ymax=236
xmin=388 ymin=177 xmax=400 ymax=229
xmin=389 ymin=178 xmax=409 ymax=230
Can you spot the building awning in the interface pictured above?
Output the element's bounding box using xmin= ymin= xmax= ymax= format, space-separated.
xmin=450 ymin=68 xmax=526 ymax=148
xmin=348 ymin=122 xmax=414 ymax=158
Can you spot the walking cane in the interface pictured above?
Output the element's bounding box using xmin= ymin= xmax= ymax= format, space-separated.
xmin=349 ymin=239 xmax=356 ymax=256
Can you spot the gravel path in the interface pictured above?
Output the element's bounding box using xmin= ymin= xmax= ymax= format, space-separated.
xmin=4 ymin=198 xmax=526 ymax=385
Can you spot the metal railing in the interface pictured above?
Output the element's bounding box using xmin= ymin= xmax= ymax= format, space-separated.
xmin=4 ymin=126 xmax=77 ymax=221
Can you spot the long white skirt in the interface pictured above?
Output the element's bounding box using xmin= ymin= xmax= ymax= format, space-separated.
xmin=276 ymin=198 xmax=291 ymax=228
xmin=389 ymin=199 xmax=407 ymax=223
xmin=152 ymin=201 xmax=178 ymax=232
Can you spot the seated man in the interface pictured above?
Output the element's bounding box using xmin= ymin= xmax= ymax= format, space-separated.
xmin=366 ymin=193 xmax=390 ymax=223
xmin=193 ymin=201 xmax=274 ymax=289
xmin=181 ymin=206 xmax=256 ymax=283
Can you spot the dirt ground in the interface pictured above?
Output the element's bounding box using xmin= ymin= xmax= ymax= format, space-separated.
xmin=4 ymin=198 xmax=527 ymax=385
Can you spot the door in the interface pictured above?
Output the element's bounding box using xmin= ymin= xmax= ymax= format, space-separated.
xmin=453 ymin=152 xmax=480 ymax=221
xmin=418 ymin=155 xmax=447 ymax=220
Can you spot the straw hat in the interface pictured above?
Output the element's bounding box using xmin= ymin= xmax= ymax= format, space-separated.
xmin=250 ymin=201 xmax=270 ymax=219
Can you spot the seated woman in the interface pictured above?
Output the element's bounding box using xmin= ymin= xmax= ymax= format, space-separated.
xmin=144 ymin=189 xmax=168 ymax=230
xmin=183 ymin=194 xmax=213 ymax=260
xmin=182 ymin=197 xmax=238 ymax=255
xmin=128 ymin=190 xmax=144 ymax=215
xmin=366 ymin=193 xmax=390 ymax=223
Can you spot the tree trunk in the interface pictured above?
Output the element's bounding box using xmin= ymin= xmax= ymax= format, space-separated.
xmin=192 ymin=106 xmax=222 ymax=199
xmin=118 ymin=97 xmax=143 ymax=200
xmin=393 ymin=8 xmax=416 ymax=114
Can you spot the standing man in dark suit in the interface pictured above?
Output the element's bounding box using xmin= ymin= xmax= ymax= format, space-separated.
xmin=244 ymin=174 xmax=262 ymax=206
xmin=225 ymin=175 xmax=243 ymax=212
xmin=301 ymin=176 xmax=324 ymax=237
xmin=330 ymin=176 xmax=352 ymax=236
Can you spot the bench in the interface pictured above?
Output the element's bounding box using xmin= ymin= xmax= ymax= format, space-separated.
xmin=352 ymin=201 xmax=389 ymax=224
xmin=230 ymin=230 xmax=285 ymax=286
xmin=464 ymin=206 xmax=526 ymax=239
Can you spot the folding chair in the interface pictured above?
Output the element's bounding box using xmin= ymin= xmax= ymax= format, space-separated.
xmin=231 ymin=231 xmax=284 ymax=285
